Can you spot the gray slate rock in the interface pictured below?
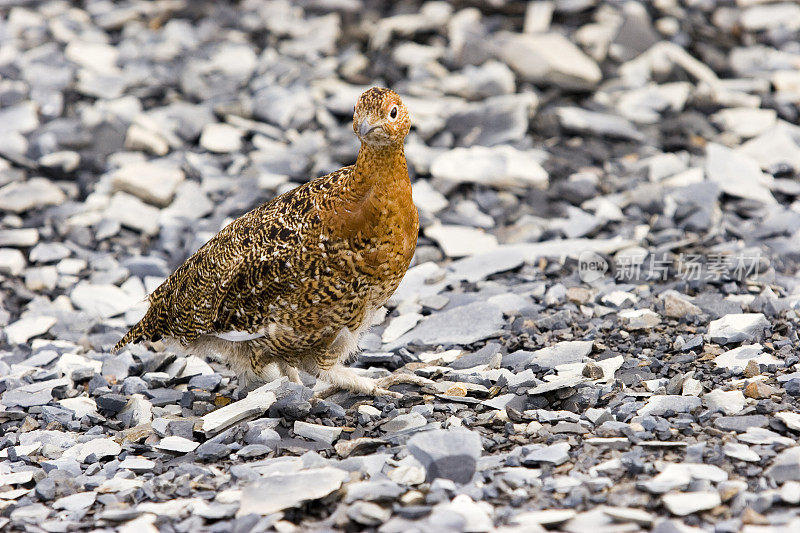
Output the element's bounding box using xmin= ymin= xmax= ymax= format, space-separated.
xmin=239 ymin=467 xmax=348 ymax=515
xmin=386 ymin=301 xmax=505 ymax=349
xmin=407 ymin=428 xmax=483 ymax=484
xmin=708 ymin=313 xmax=770 ymax=344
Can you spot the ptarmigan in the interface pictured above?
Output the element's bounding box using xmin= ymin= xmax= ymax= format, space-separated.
xmin=114 ymin=87 xmax=426 ymax=397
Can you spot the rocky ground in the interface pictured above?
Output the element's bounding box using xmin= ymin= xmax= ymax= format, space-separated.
xmin=2 ymin=0 xmax=800 ymax=531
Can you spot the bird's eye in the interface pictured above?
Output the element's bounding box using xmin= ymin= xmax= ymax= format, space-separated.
xmin=389 ymin=105 xmax=398 ymax=120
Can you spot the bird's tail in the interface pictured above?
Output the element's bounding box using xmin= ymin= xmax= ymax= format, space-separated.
xmin=112 ymin=314 xmax=157 ymax=353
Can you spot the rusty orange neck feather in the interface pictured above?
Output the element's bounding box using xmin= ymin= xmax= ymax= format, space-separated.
xmin=352 ymin=142 xmax=409 ymax=192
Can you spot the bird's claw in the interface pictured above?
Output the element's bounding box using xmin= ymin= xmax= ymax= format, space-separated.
xmin=373 ymin=386 xmax=403 ymax=399
xmin=376 ymin=373 xmax=435 ymax=391
xmin=312 ymin=371 xmax=434 ymax=399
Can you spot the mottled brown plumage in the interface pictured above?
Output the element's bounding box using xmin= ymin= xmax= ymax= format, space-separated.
xmin=114 ymin=87 xmax=424 ymax=396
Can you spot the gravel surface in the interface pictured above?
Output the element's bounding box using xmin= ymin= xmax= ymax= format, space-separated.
xmin=2 ymin=0 xmax=800 ymax=531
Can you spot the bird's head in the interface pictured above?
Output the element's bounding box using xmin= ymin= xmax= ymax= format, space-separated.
xmin=353 ymin=87 xmax=410 ymax=149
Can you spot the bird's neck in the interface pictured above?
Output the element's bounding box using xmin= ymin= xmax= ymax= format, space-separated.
xmin=351 ymin=142 xmax=409 ymax=192
xmin=324 ymin=141 xmax=415 ymax=239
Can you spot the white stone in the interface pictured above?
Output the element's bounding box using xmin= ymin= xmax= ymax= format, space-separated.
xmin=207 ymin=43 xmax=258 ymax=79
xmin=601 ymin=506 xmax=654 ymax=526
xmin=661 ymin=291 xmax=702 ymax=318
xmin=25 ymin=266 xmax=57 ymax=291
xmin=617 ymin=82 xmax=692 ymax=124
xmin=528 ymin=340 xmax=593 ymax=369
xmin=488 ymin=292 xmax=530 ymax=315
xmin=111 ymin=162 xmax=185 ymax=207
xmin=29 ymin=242 xmax=71 ymax=263
xmin=723 ymin=442 xmax=760 ymax=462
xmin=200 ymin=123 xmax=243 ymax=153
xmin=5 ymin=315 xmax=56 ymax=345
xmin=740 ymin=3 xmax=800 ymax=31
xmin=493 ymin=31 xmax=601 ymax=90
xmin=388 ymin=456 xmax=427 ymax=485
xmin=105 ymin=191 xmax=162 ymax=234
xmin=294 ymin=421 xmax=342 ymax=445
xmin=425 ymin=224 xmax=498 ymax=258
xmin=358 ymin=405 xmax=381 ymax=418
xmin=601 ymin=291 xmax=638 ymax=308
xmin=662 ymin=491 xmax=721 ymax=516
xmin=125 ymin=123 xmax=170 ymax=156
xmin=0 ymin=228 xmax=39 ymax=247
xmin=646 ymin=153 xmax=687 ymax=181
xmin=382 ymin=312 xmax=423 ymax=343
xmin=738 ymin=427 xmax=794 ymax=446
xmin=781 ymin=481 xmax=800 ymax=504
xmin=63 ymin=437 xmax=121 ymax=462
xmin=370 ymin=2 xmax=453 ymax=49
xmin=682 ymin=378 xmax=703 ymax=396
xmin=662 ymin=167 xmax=705 ymax=188
xmin=435 ymin=494 xmax=493 ymax=532
xmin=238 ymin=467 xmax=348 ymax=516
xmin=97 ymin=477 xmax=145 ymax=493
xmin=120 ymin=395 xmax=152 ymax=427
xmin=118 ymin=456 xmax=156 ymax=472
xmin=55 ymin=352 xmax=102 ymax=377
xmin=705 ymin=143 xmax=776 ymax=204
xmin=412 ymin=179 xmax=449 ymax=214
xmin=57 ymin=258 xmax=87 ymax=276
xmin=155 ymin=436 xmax=200 ymax=453
xmin=0 ymin=248 xmax=25 ymax=276
xmin=638 ymin=395 xmax=700 ymax=417
xmin=702 ymin=389 xmax=746 ymax=415
xmin=714 ymin=344 xmax=778 ymax=372
xmin=0 ymin=178 xmax=66 ymax=213
xmin=0 ymin=442 xmax=41 ymax=459
xmin=776 ymin=411 xmax=800 ymax=432
xmin=555 ymin=107 xmax=643 ymax=141
xmin=0 ymin=101 xmax=39 ymax=135
xmin=64 ymin=41 xmax=120 ymax=74
xmin=524 ymin=1 xmax=553 ymax=33
xmin=510 ymin=509 xmax=575 ymax=527
xmin=709 ymin=313 xmax=770 ymax=344
xmin=53 ymin=492 xmax=96 ymax=511
xmin=430 ymin=145 xmax=548 ymax=189
xmin=766 ymin=446 xmax=800 ymax=483
xmin=619 ymin=309 xmax=661 ymax=330
xmin=70 ymin=282 xmax=140 ymax=319
xmin=740 ymin=125 xmax=800 ymax=170
xmin=201 ymin=387 xmax=277 ymax=435
xmin=524 ymin=442 xmax=570 ymax=465
xmin=711 ymin=107 xmax=777 ymax=138
xmin=58 ymin=397 xmax=98 ymax=419
xmin=161 ymin=181 xmax=214 ymax=222
xmin=0 ymin=471 xmax=34 ymax=485
xmin=773 ymin=70 xmax=800 ymax=93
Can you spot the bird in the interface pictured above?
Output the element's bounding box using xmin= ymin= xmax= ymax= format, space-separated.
xmin=114 ymin=87 xmax=429 ymax=397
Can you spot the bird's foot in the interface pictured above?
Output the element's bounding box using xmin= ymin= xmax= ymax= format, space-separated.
xmin=313 ymin=379 xmax=401 ymax=400
xmin=313 ymin=366 xmax=433 ymax=399
xmin=375 ymin=373 xmax=435 ymax=393
xmin=371 ymin=385 xmax=403 ymax=399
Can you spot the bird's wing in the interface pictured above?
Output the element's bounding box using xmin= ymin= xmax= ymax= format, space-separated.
xmin=209 ymin=241 xmax=293 ymax=336
xmin=145 ymin=168 xmax=350 ymax=343
xmin=208 ymin=181 xmax=330 ymax=337
xmin=145 ymin=193 xmax=298 ymax=341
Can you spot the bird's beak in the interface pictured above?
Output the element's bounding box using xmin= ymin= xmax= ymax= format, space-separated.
xmin=358 ymin=118 xmax=379 ymax=138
